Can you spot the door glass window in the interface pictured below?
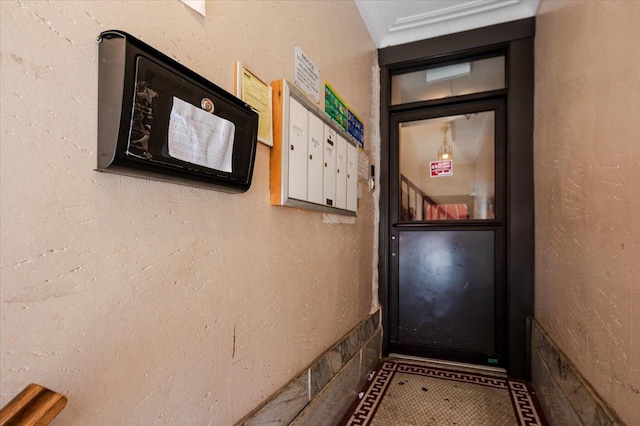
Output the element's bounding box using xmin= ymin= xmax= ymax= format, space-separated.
xmin=399 ymin=111 xmax=495 ymax=221
xmin=391 ymin=56 xmax=505 ymax=105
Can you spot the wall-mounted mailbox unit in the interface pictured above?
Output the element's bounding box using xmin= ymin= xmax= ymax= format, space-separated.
xmin=271 ymin=80 xmax=359 ymax=216
xmin=97 ymin=30 xmax=259 ymax=193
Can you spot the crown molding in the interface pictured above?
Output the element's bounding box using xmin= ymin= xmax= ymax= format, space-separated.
xmin=355 ymin=0 xmax=539 ymax=48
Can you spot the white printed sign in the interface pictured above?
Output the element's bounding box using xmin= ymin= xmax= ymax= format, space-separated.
xmin=430 ymin=160 xmax=453 ymax=177
xmin=181 ymin=0 xmax=206 ymax=16
xmin=294 ymin=45 xmax=320 ymax=102
xmin=358 ymin=149 xmax=369 ymax=181
xmin=168 ymin=97 xmax=235 ymax=173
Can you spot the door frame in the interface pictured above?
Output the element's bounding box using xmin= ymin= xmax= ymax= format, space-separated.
xmin=389 ymin=98 xmax=508 ymax=367
xmin=378 ymin=18 xmax=535 ymax=379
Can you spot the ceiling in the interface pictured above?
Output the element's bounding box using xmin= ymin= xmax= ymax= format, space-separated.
xmin=355 ymin=0 xmax=540 ymax=48
xmin=400 ymin=111 xmax=493 ymax=168
xmin=357 ymin=0 xmax=539 ymax=182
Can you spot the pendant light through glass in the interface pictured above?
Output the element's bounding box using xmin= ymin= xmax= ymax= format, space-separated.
xmin=437 ymin=122 xmax=453 ymax=161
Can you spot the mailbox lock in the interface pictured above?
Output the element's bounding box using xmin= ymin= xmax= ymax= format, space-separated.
xmin=309 ymin=154 xmax=313 ymax=160
xmin=291 ymin=145 xmax=294 ymax=151
xmin=201 ymin=98 xmax=215 ymax=113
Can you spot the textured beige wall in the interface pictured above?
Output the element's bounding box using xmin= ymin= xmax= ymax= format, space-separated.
xmin=0 ymin=1 xmax=377 ymax=424
xmin=534 ymin=1 xmax=640 ymax=423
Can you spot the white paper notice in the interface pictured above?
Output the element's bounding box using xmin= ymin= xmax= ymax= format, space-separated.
xmin=181 ymin=0 xmax=206 ymax=17
xmin=168 ymin=97 xmax=235 ymax=173
xmin=358 ymin=149 xmax=370 ymax=181
xmin=294 ymin=45 xmax=320 ymax=103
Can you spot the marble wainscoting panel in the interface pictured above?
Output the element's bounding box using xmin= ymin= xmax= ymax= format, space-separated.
xmin=532 ymin=324 xmax=598 ymax=424
xmin=236 ymin=310 xmax=381 ymax=426
xmin=531 ymin=320 xmax=621 ymax=426
xmin=355 ymin=313 xmax=378 ymax=352
xmin=308 ymin=351 xmax=342 ymax=402
xmin=290 ymin=347 xmax=362 ymax=426
xmin=309 ymin=310 xmax=380 ymax=398
xmin=293 ymin=329 xmax=383 ymax=426
xmin=360 ymin=328 xmax=382 ymax=379
xmin=240 ymin=370 xmax=309 ymax=426
xmin=531 ymin=342 xmax=584 ymax=426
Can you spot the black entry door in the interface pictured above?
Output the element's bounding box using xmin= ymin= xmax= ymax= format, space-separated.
xmin=388 ymin=99 xmax=507 ymax=368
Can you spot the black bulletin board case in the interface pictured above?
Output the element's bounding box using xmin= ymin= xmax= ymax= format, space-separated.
xmin=97 ymin=30 xmax=259 ymax=193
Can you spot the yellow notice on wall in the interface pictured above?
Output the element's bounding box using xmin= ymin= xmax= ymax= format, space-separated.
xmin=235 ymin=62 xmax=273 ymax=147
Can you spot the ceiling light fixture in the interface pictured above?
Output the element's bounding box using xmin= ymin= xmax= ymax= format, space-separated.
xmin=437 ymin=122 xmax=453 ymax=161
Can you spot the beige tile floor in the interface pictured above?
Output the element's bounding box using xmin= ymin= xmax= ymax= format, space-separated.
xmin=343 ymin=357 xmax=545 ymax=426
xmin=370 ymin=371 xmax=518 ymax=425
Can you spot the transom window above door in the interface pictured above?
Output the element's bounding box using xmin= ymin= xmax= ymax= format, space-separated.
xmin=391 ymin=55 xmax=505 ymax=105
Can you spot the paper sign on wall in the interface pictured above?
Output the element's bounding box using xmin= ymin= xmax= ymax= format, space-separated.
xmin=348 ymin=110 xmax=364 ymax=149
xmin=294 ymin=45 xmax=320 ymax=102
xmin=325 ymin=82 xmax=348 ymax=131
xmin=430 ymin=160 xmax=453 ymax=177
xmin=325 ymin=82 xmax=365 ymax=149
xmin=181 ymin=0 xmax=206 ymax=16
xmin=236 ymin=62 xmax=273 ymax=146
xmin=358 ymin=149 xmax=369 ymax=181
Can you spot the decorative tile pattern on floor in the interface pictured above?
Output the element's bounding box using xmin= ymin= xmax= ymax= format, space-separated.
xmin=341 ymin=359 xmax=547 ymax=426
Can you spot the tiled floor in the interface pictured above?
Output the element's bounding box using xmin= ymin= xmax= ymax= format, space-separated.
xmin=341 ymin=357 xmax=547 ymax=426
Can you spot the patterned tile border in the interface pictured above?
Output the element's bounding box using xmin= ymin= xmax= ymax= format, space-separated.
xmin=395 ymin=361 xmax=509 ymax=389
xmin=340 ymin=360 xmax=395 ymax=426
xmin=341 ymin=359 xmax=548 ymax=426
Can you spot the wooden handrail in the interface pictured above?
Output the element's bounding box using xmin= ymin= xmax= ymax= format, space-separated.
xmin=401 ymin=174 xmax=461 ymax=220
xmin=400 ymin=174 xmax=437 ymax=207
xmin=0 ymin=384 xmax=67 ymax=426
